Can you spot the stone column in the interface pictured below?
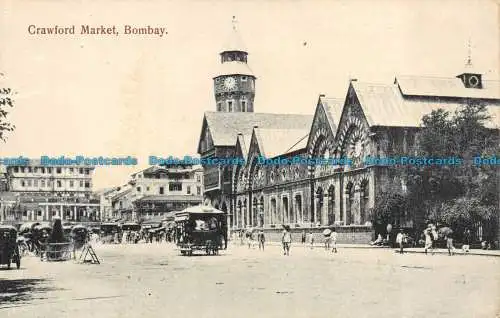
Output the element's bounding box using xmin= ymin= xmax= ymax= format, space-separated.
xmin=241 ymin=204 xmax=244 ymax=228
xmin=323 ymin=193 xmax=329 ymax=226
xmin=314 ymin=196 xmax=320 ymax=225
xmin=354 ymin=185 xmax=361 ymax=225
xmin=343 ymin=187 xmax=349 ymax=225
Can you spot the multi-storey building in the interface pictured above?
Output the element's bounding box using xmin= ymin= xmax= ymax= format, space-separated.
xmin=111 ymin=164 xmax=204 ymax=222
xmin=0 ymin=159 xmax=100 ymax=222
xmin=198 ymin=21 xmax=500 ymax=244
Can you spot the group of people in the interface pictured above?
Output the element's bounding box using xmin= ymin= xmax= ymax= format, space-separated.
xmin=394 ymin=224 xmax=474 ymax=256
xmin=236 ymin=228 xmax=339 ymax=256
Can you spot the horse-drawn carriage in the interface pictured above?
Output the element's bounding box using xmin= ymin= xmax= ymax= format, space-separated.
xmin=175 ymin=205 xmax=227 ymax=256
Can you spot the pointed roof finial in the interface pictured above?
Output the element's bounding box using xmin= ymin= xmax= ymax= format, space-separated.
xmin=466 ymin=38 xmax=473 ymax=67
xmin=232 ymin=15 xmax=238 ymax=31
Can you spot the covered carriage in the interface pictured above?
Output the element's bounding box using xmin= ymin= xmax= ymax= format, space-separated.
xmin=174 ymin=205 xmax=227 ymax=256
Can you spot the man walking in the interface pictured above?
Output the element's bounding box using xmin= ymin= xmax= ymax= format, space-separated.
xmin=331 ymin=228 xmax=338 ymax=253
xmin=396 ymin=229 xmax=405 ymax=254
xmin=308 ymin=231 xmax=314 ymax=249
xmin=446 ymin=232 xmax=455 ymax=256
xmin=424 ymin=227 xmax=433 ymax=255
xmin=258 ymin=229 xmax=265 ymax=251
xmin=282 ymin=228 xmax=292 ymax=256
xmin=462 ymin=229 xmax=471 ymax=253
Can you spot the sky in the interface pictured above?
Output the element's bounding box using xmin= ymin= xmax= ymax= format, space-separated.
xmin=0 ymin=0 xmax=498 ymax=190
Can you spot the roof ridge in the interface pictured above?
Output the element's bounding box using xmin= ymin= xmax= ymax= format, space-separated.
xmin=205 ymin=111 xmax=312 ymax=116
xmin=283 ymin=133 xmax=309 ymax=154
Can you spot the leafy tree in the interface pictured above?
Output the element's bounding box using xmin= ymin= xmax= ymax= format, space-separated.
xmin=409 ymin=102 xmax=499 ymax=240
xmin=0 ymin=84 xmax=15 ymax=142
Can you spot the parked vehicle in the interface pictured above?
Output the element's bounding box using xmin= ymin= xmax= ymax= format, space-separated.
xmin=0 ymin=225 xmax=21 ymax=269
xmin=175 ymin=205 xmax=227 ymax=256
xmin=100 ymin=223 xmax=121 ymax=243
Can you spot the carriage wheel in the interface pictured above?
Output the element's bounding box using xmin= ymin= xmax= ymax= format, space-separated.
xmin=181 ymin=250 xmax=186 ymax=256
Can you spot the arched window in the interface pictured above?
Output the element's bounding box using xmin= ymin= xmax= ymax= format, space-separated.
xmin=270 ymin=198 xmax=277 ymax=225
xmin=282 ymin=196 xmax=289 ymax=224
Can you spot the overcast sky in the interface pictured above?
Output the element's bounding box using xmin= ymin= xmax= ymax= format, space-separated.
xmin=0 ymin=0 xmax=498 ymax=190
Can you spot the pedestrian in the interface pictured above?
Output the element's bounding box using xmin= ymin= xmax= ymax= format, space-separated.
xmin=258 ymin=230 xmax=265 ymax=251
xmin=424 ymin=227 xmax=433 ymax=255
xmin=246 ymin=231 xmax=253 ymax=249
xmin=396 ymin=229 xmax=405 ymax=254
xmin=282 ymin=228 xmax=292 ymax=256
xmin=308 ymin=231 xmax=314 ymax=249
xmin=462 ymin=229 xmax=471 ymax=253
xmin=331 ymin=228 xmax=338 ymax=253
xmin=446 ymin=233 xmax=455 ymax=256
xmin=324 ymin=234 xmax=331 ymax=250
xmin=301 ymin=230 xmax=306 ymax=245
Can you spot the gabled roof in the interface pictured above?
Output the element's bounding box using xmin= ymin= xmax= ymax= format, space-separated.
xmin=235 ymin=133 xmax=252 ymax=159
xmin=319 ymin=95 xmax=344 ymax=135
xmin=254 ymin=128 xmax=309 ymax=158
xmin=351 ymin=80 xmax=500 ymax=129
xmin=201 ymin=112 xmax=313 ymax=148
xmin=395 ymin=75 xmax=500 ymax=100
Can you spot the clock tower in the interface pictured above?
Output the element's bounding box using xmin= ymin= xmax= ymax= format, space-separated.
xmin=214 ymin=17 xmax=256 ymax=113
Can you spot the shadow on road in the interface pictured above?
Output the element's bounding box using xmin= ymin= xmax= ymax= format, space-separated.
xmin=0 ymin=278 xmax=62 ymax=304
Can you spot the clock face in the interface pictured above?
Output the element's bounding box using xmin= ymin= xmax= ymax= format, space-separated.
xmin=468 ymin=75 xmax=479 ymax=87
xmin=224 ymin=77 xmax=237 ymax=90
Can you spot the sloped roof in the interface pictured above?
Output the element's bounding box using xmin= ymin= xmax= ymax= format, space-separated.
xmin=236 ymin=134 xmax=252 ymax=158
xmin=204 ymin=112 xmax=313 ymax=147
xmin=319 ymin=96 xmax=344 ymax=134
xmin=136 ymin=195 xmax=203 ymax=203
xmin=214 ymin=61 xmax=255 ymax=77
xmin=351 ymin=81 xmax=500 ymax=129
xmin=255 ymin=128 xmax=309 ymax=158
xmin=395 ymin=75 xmax=500 ymax=100
xmin=221 ymin=25 xmax=247 ymax=53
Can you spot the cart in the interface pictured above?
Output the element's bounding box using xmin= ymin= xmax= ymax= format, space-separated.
xmin=175 ymin=205 xmax=227 ymax=256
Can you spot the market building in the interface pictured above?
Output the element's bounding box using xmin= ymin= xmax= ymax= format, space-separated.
xmin=197 ymin=21 xmax=500 ymax=243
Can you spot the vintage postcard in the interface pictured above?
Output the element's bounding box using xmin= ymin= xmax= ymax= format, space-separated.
xmin=0 ymin=1 xmax=499 ymax=317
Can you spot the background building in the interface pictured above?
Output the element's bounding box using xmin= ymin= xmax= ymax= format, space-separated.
xmin=0 ymin=159 xmax=101 ymax=223
xmin=111 ymin=164 xmax=203 ymax=222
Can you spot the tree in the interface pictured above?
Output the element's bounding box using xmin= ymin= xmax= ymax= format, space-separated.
xmin=410 ymin=102 xmax=499 ymax=240
xmin=0 ymin=82 xmax=15 ymax=142
xmin=372 ymin=186 xmax=407 ymax=235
